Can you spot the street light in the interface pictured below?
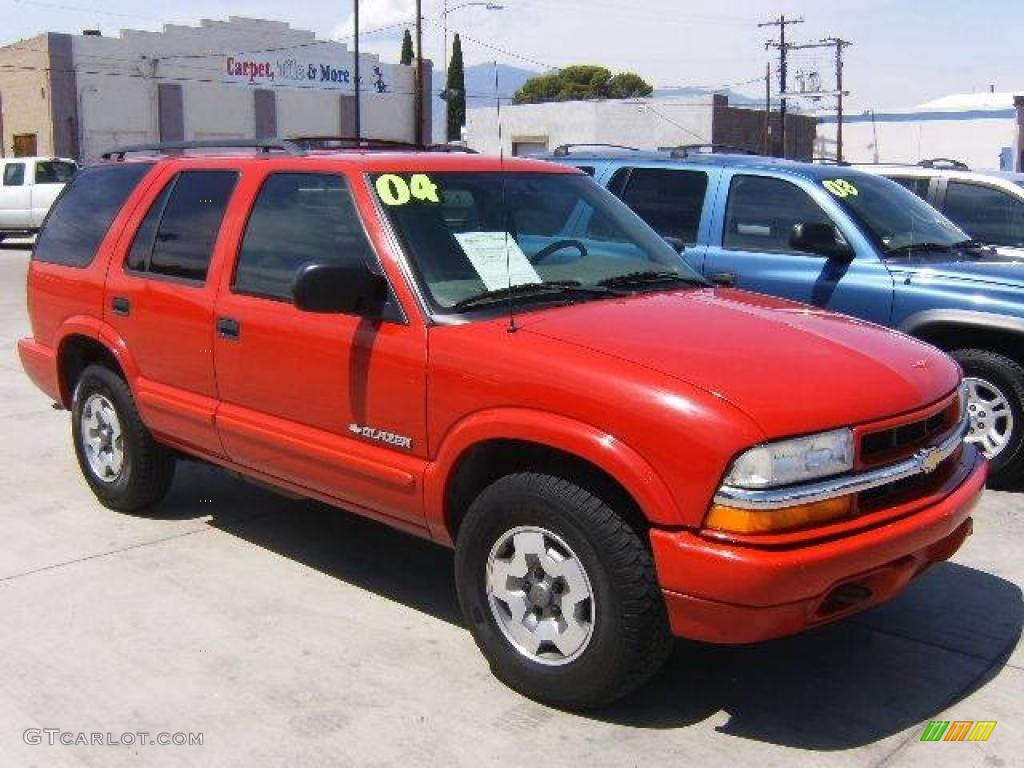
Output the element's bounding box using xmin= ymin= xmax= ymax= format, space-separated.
xmin=442 ymin=1 xmax=503 ymax=90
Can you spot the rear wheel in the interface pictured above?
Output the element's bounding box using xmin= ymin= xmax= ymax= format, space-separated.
xmin=455 ymin=472 xmax=671 ymax=710
xmin=952 ymin=348 xmax=1024 ymax=488
xmin=71 ymin=364 xmax=176 ymax=512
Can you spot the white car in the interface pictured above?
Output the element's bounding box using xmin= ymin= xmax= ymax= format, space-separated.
xmin=857 ymin=159 xmax=1024 ymax=251
xmin=0 ymin=156 xmax=78 ymax=241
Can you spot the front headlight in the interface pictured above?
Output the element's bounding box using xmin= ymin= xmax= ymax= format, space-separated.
xmin=724 ymin=428 xmax=854 ymax=489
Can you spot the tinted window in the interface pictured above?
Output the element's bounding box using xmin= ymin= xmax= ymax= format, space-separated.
xmin=33 ymin=163 xmax=153 ymax=268
xmin=234 ymin=173 xmax=375 ymax=301
xmin=889 ymin=175 xmax=931 ymax=200
xmin=35 ymin=160 xmax=76 ymax=184
xmin=943 ymin=182 xmax=1024 ymax=247
xmin=126 ymin=182 xmax=174 ymax=273
xmin=724 ymin=175 xmax=832 ymax=254
xmin=146 ymin=171 xmax=237 ymax=282
xmin=617 ymin=168 xmax=709 ymax=244
xmin=4 ymin=163 xmax=25 ymax=186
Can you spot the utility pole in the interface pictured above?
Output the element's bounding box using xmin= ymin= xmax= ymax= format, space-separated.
xmin=824 ymin=37 xmax=852 ymax=161
xmin=763 ymin=62 xmax=771 ymax=155
xmin=759 ymin=14 xmax=803 ymax=158
xmin=353 ymin=0 xmax=361 ymax=140
xmin=414 ymin=0 xmax=424 ymax=145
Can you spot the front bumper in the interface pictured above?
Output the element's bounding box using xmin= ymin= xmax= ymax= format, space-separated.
xmin=651 ymin=445 xmax=986 ymax=644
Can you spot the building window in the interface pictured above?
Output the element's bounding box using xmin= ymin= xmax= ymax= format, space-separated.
xmin=12 ymin=134 xmax=36 ymax=157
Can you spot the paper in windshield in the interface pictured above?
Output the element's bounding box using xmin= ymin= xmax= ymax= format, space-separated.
xmin=454 ymin=232 xmax=542 ymax=291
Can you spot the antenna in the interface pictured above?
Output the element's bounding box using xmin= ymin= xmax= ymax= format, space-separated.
xmin=494 ymin=60 xmax=517 ymax=333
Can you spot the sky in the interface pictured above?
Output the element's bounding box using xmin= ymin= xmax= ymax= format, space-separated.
xmin=2 ymin=0 xmax=1021 ymax=113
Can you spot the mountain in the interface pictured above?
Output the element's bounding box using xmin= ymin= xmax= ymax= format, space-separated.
xmin=431 ymin=62 xmax=538 ymax=142
xmin=653 ymin=85 xmax=762 ymax=106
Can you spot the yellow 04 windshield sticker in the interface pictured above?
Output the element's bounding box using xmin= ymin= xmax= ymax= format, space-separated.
xmin=375 ymin=174 xmax=441 ymax=205
xmin=823 ymin=178 xmax=859 ymax=198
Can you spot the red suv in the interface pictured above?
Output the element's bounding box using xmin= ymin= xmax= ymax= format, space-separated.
xmin=19 ymin=139 xmax=986 ymax=709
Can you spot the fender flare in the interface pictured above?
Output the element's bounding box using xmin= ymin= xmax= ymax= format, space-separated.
xmin=54 ymin=317 xmax=141 ymax=405
xmin=900 ymin=309 xmax=1024 ymax=339
xmin=423 ymin=407 xmax=680 ymax=544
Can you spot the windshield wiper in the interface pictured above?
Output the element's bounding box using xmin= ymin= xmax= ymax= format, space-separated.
xmin=953 ymin=239 xmax=994 ymax=251
xmin=597 ymin=270 xmax=707 ymax=289
xmin=884 ymin=242 xmax=956 ymax=257
xmin=451 ymin=280 xmax=622 ymax=311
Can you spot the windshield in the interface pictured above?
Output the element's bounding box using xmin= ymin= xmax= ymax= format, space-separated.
xmin=372 ymin=171 xmax=702 ymax=313
xmin=818 ymin=173 xmax=968 ymax=253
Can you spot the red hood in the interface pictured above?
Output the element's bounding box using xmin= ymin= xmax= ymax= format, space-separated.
xmin=516 ymin=288 xmax=959 ymax=437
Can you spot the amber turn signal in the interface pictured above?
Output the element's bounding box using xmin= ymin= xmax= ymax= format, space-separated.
xmin=705 ymin=495 xmax=854 ymax=534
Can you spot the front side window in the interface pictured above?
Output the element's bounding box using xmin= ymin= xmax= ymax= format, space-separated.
xmin=3 ymin=163 xmax=25 ymax=186
xmin=373 ymin=171 xmax=702 ymax=314
xmin=943 ymin=181 xmax=1024 ymax=247
xmin=234 ymin=173 xmax=376 ymax=301
xmin=34 ymin=160 xmax=76 ymax=184
xmin=127 ymin=171 xmax=238 ymax=283
xmin=724 ymin=175 xmax=832 ymax=254
xmin=616 ymin=168 xmax=709 ymax=245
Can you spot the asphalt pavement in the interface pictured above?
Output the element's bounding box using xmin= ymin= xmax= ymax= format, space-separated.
xmin=0 ymin=245 xmax=1020 ymax=767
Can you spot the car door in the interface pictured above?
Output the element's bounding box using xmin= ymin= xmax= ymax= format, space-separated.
xmin=936 ymin=179 xmax=1024 ymax=248
xmin=0 ymin=161 xmax=31 ymax=229
xmin=603 ymin=165 xmax=718 ymax=272
xmin=212 ymin=169 xmax=428 ymax=529
xmin=104 ymin=165 xmax=240 ymax=457
xmin=702 ymin=172 xmax=894 ymax=324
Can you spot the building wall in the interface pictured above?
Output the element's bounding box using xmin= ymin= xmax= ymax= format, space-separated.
xmin=0 ymin=17 xmax=426 ymax=162
xmin=0 ymin=34 xmax=53 ymax=157
xmin=817 ymin=111 xmax=1021 ymax=170
xmin=713 ymin=101 xmax=816 ymax=160
xmin=465 ymin=97 xmax=716 ymax=155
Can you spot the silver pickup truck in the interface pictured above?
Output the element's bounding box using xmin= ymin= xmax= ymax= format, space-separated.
xmin=0 ymin=156 xmax=77 ymax=240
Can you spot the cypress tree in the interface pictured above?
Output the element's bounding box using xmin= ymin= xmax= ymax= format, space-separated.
xmin=446 ymin=34 xmax=466 ymax=142
xmin=400 ymin=29 xmax=414 ymax=66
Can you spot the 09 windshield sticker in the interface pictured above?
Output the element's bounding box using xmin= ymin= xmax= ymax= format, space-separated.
xmin=823 ymin=178 xmax=859 ymax=198
xmin=375 ymin=173 xmax=441 ymax=205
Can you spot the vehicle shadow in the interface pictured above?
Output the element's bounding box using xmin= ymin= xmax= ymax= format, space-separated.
xmin=160 ymin=465 xmax=1021 ymax=750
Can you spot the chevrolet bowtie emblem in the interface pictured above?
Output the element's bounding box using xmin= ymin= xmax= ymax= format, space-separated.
xmin=918 ymin=446 xmax=943 ymax=474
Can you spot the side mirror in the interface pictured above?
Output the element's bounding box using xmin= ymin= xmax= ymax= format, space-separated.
xmin=292 ymin=261 xmax=387 ymax=315
xmin=790 ymin=223 xmax=854 ymax=261
xmin=663 ymin=235 xmax=686 ymax=253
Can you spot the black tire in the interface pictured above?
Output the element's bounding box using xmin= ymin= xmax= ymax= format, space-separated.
xmin=952 ymin=348 xmax=1024 ymax=489
xmin=71 ymin=364 xmax=176 ymax=512
xmin=455 ymin=472 xmax=671 ymax=710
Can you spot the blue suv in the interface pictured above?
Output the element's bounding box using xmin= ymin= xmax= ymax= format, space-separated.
xmin=547 ymin=144 xmax=1024 ymax=486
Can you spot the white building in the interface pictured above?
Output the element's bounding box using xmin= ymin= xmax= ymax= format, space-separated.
xmin=0 ymin=17 xmax=431 ymax=161
xmin=817 ymin=92 xmax=1024 ymax=171
xmin=465 ymin=94 xmax=817 ymax=159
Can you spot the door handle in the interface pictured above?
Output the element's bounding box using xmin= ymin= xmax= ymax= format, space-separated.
xmin=111 ymin=296 xmax=130 ymax=316
xmin=217 ymin=316 xmax=240 ymax=340
xmin=708 ymin=271 xmax=737 ymax=287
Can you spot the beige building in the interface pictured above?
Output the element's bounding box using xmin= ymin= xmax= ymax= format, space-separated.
xmin=0 ymin=17 xmax=431 ymax=161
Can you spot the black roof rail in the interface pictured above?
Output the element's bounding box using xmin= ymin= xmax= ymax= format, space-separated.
xmin=101 ymin=138 xmax=303 ymax=161
xmin=668 ymin=144 xmax=761 ymax=159
xmin=289 ymin=136 xmax=478 ymax=153
xmin=917 ymin=157 xmax=969 ymax=170
xmin=812 ymin=156 xmax=851 ymax=166
xmin=552 ymin=143 xmax=641 ymax=157
xmin=425 ymin=143 xmax=479 ymax=153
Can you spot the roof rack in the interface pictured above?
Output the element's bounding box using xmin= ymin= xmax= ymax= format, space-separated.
xmin=101 ymin=139 xmax=303 ymax=161
xmin=288 ymin=136 xmax=478 ymax=153
xmin=917 ymin=158 xmax=969 ymax=170
xmin=552 ymin=143 xmax=641 ymax=157
xmin=668 ymin=144 xmax=761 ymax=159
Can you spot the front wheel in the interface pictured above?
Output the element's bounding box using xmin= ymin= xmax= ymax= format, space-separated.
xmin=952 ymin=348 xmax=1024 ymax=488
xmin=455 ymin=473 xmax=671 ymax=709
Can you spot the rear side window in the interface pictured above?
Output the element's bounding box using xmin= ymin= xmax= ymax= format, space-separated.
xmin=35 ymin=160 xmax=76 ymax=184
xmin=33 ymin=163 xmax=153 ymax=268
xmin=4 ymin=163 xmax=25 ymax=186
xmin=723 ymin=175 xmax=832 ymax=254
xmin=234 ymin=173 xmax=375 ymax=301
xmin=127 ymin=171 xmax=238 ymax=283
xmin=943 ymin=181 xmax=1024 ymax=247
xmin=615 ymin=168 xmax=709 ymax=245
xmin=888 ymin=176 xmax=931 ymax=200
